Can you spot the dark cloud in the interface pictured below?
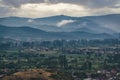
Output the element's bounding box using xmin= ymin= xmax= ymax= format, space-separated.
xmin=0 ymin=7 xmax=9 ymax=16
xmin=0 ymin=6 xmax=14 ymax=17
xmin=55 ymin=0 xmax=120 ymax=8
xmin=1 ymin=0 xmax=44 ymax=7
xmin=0 ymin=0 xmax=119 ymax=17
xmin=1 ymin=0 xmax=120 ymax=8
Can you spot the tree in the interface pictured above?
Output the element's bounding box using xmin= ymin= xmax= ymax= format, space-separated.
xmin=59 ymin=55 xmax=68 ymax=69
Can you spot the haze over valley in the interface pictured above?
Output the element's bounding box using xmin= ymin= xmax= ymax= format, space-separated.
xmin=0 ymin=14 xmax=120 ymax=40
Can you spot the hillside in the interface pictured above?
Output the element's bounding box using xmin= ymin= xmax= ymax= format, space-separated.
xmin=0 ymin=25 xmax=117 ymax=40
xmin=0 ymin=14 xmax=120 ymax=33
xmin=2 ymin=69 xmax=73 ymax=80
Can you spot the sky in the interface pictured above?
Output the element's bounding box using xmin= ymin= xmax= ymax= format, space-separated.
xmin=0 ymin=0 xmax=120 ymax=18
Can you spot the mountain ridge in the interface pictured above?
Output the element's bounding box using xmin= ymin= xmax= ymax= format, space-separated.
xmin=0 ymin=25 xmax=118 ymax=40
xmin=0 ymin=14 xmax=119 ymax=33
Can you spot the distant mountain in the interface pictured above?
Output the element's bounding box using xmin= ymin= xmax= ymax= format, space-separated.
xmin=0 ymin=14 xmax=119 ymax=33
xmin=0 ymin=25 xmax=118 ymax=40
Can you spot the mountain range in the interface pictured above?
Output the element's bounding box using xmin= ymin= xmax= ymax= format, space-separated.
xmin=0 ymin=14 xmax=119 ymax=40
xmin=0 ymin=25 xmax=118 ymax=40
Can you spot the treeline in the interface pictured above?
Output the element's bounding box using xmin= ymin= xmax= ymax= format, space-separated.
xmin=1 ymin=49 xmax=120 ymax=72
xmin=0 ymin=38 xmax=120 ymax=49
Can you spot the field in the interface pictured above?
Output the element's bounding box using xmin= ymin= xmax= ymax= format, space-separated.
xmin=0 ymin=39 xmax=120 ymax=80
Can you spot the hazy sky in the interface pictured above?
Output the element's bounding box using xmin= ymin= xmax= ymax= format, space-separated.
xmin=0 ymin=0 xmax=120 ymax=18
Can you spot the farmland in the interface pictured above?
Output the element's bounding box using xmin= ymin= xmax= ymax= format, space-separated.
xmin=0 ymin=39 xmax=120 ymax=80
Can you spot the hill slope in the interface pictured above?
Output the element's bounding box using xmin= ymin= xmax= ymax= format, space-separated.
xmin=0 ymin=14 xmax=119 ymax=33
xmin=0 ymin=25 xmax=117 ymax=40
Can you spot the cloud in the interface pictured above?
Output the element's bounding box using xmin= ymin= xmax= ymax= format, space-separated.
xmin=0 ymin=2 xmax=15 ymax=17
xmin=1 ymin=0 xmax=44 ymax=7
xmin=44 ymin=0 xmax=50 ymax=3
xmin=1 ymin=0 xmax=120 ymax=8
xmin=57 ymin=19 xmax=76 ymax=27
xmin=0 ymin=0 xmax=120 ymax=18
xmin=27 ymin=19 xmax=34 ymax=23
xmin=10 ymin=3 xmax=120 ymax=18
xmin=12 ymin=3 xmax=90 ymax=18
xmin=55 ymin=0 xmax=120 ymax=9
